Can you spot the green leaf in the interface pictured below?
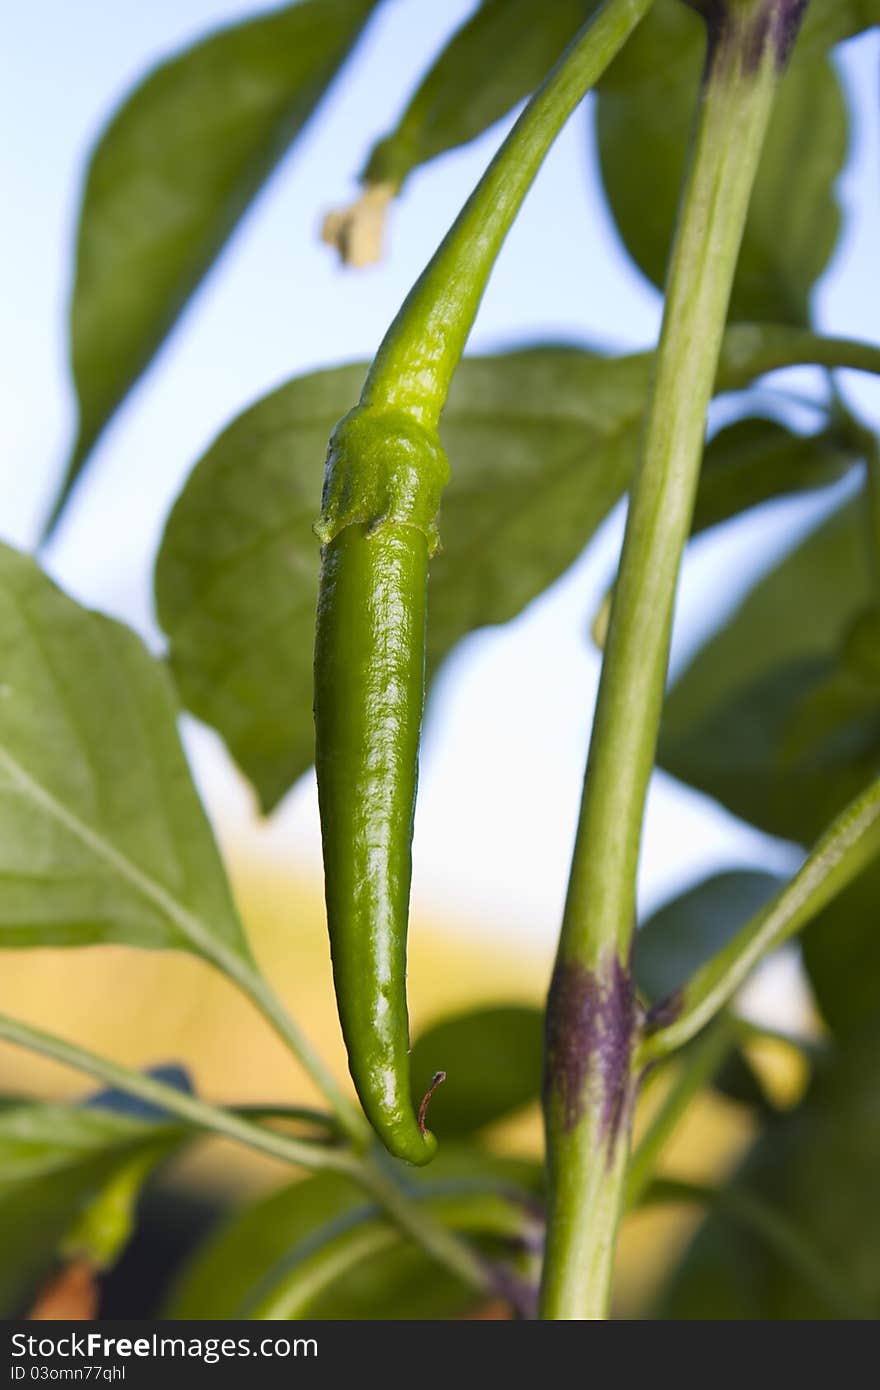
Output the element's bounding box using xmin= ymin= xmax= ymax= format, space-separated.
xmin=693 ymin=418 xmax=859 ymax=537
xmin=167 ymin=1170 xmax=359 ymax=1318
xmin=51 ymin=0 xmax=376 ymax=535
xmin=156 ymin=329 xmax=880 ymax=812
xmin=166 ymin=1150 xmax=540 ymax=1318
xmin=660 ymin=507 xmax=880 ymax=1034
xmin=0 ymin=1098 xmax=182 ymax=1314
xmin=636 ymin=872 xmax=784 ymax=1005
xmin=410 ymin=1005 xmax=544 ymax=1138
xmin=156 ymin=347 xmax=650 ymax=810
xmin=800 ymin=0 xmax=880 ymax=51
xmin=595 ymin=0 xmax=848 ymax=322
xmin=363 ymin=0 xmax=599 ymax=189
xmin=0 ymin=543 xmax=248 ymax=968
xmin=251 ymin=1184 xmax=533 ymax=1319
xmin=660 ymin=497 xmax=874 ymax=844
xmin=657 ymin=1016 xmax=880 ymax=1319
xmin=801 ymin=863 xmax=880 ymax=1037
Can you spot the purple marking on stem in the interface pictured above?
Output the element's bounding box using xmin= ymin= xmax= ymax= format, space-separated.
xmin=770 ymin=0 xmax=808 ymax=69
xmin=544 ymin=954 xmax=637 ymax=1144
xmin=689 ymin=1 xmax=808 ymax=76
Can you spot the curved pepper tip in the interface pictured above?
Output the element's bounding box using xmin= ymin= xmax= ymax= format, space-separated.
xmin=405 ymin=1127 xmax=439 ymax=1167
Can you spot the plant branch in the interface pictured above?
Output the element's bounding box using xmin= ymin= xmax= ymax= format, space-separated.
xmin=354 ymin=1154 xmax=496 ymax=1301
xmin=0 ymin=1011 xmax=352 ymax=1175
xmin=715 ymin=326 xmax=880 ymax=389
xmin=540 ymin=0 xmax=806 ymax=1320
xmin=0 ymin=1012 xmax=495 ymax=1302
xmin=626 ymin=1015 xmax=736 ymax=1208
xmin=249 ymin=1183 xmax=534 ymax=1320
xmin=361 ymin=0 xmax=656 ymax=425
xmin=641 ymin=770 xmax=880 ymax=1063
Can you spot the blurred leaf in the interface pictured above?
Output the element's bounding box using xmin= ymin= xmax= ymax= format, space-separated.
xmin=251 ymin=1186 xmax=533 ymax=1318
xmin=661 ymin=497 xmax=873 ymax=839
xmin=156 ymin=348 xmax=650 ymax=809
xmin=307 ymin=1235 xmax=485 ymax=1319
xmin=596 ymin=0 xmax=848 ymax=322
xmin=663 ymin=618 xmax=880 ymax=847
xmin=802 ymin=864 xmax=880 ymax=1037
xmin=661 ymin=501 xmax=880 ymax=1031
xmin=636 ymin=872 xmax=784 ymax=1005
xmin=50 ymin=0 xmax=377 ymax=535
xmin=657 ymin=1015 xmax=880 ymax=1318
xmin=800 ymin=0 xmax=880 ymax=50
xmin=0 ymin=1099 xmax=183 ymax=1314
xmin=167 ymin=1170 xmax=358 ymax=1319
xmin=363 ymin=0 xmax=598 ymax=189
xmin=156 ymin=325 xmax=880 ymax=811
xmin=410 ymin=1005 xmax=544 ymax=1138
xmin=0 ymin=544 xmax=248 ymax=966
xmin=166 ymin=1149 xmax=541 ymax=1318
xmin=693 ymin=418 xmax=859 ymax=537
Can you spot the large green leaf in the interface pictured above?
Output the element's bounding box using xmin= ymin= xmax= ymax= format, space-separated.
xmin=156 ymin=348 xmax=650 ymax=810
xmin=595 ymin=0 xmax=848 ymax=323
xmin=0 ymin=544 xmax=248 ymax=965
xmin=250 ymin=1184 xmax=534 ymax=1318
xmin=166 ymin=1150 xmax=540 ymax=1319
xmin=362 ymin=0 xmax=598 ymax=189
xmin=156 ymin=330 xmax=880 ymax=812
xmin=802 ymin=864 xmax=880 ymax=1038
xmin=661 ymin=504 xmax=879 ymax=846
xmin=0 ymin=1098 xmax=182 ymax=1315
xmin=51 ymin=0 xmax=376 ymax=534
xmin=636 ymin=872 xmax=784 ymax=1005
xmin=660 ymin=499 xmax=880 ymax=1032
xmin=658 ymin=1015 xmax=880 ymax=1319
xmin=410 ymin=1005 xmax=544 ymax=1138
xmin=801 ymin=0 xmax=880 ymax=50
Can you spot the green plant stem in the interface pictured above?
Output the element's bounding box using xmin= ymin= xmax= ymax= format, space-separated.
xmin=641 ymin=769 xmax=880 ymax=1064
xmin=355 ymin=1154 xmax=495 ymax=1299
xmin=540 ymin=4 xmax=798 ymax=1321
xmin=643 ymin=1179 xmax=871 ymax=1319
xmin=0 ymin=1011 xmax=350 ymax=1175
xmin=716 ymin=326 xmax=880 ymax=388
xmin=625 ymin=1015 xmax=736 ymax=1208
xmin=0 ymin=1011 xmax=493 ymax=1302
xmin=361 ymin=0 xmax=655 ymax=425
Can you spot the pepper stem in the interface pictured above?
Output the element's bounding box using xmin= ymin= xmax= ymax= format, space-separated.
xmin=540 ymin=0 xmax=808 ymax=1320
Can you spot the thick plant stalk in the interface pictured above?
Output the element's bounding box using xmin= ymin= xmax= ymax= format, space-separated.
xmin=540 ymin=0 xmax=809 ymax=1320
xmin=314 ymin=0 xmax=655 ymax=1166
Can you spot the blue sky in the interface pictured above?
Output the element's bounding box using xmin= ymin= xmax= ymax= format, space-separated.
xmin=2 ymin=1 xmax=879 ymax=958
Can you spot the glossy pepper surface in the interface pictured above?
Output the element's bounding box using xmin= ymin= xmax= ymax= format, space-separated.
xmin=313 ymin=0 xmax=655 ymax=1164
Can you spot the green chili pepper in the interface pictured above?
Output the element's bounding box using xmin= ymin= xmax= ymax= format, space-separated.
xmin=313 ymin=0 xmax=655 ymax=1165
